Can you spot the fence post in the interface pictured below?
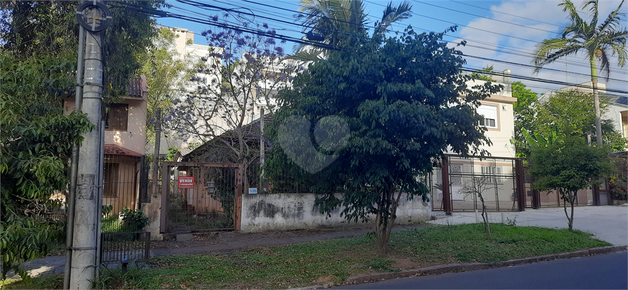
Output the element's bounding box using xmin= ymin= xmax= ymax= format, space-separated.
xmin=234 ymin=164 xmax=244 ymax=231
xmin=442 ymin=156 xmax=452 ymax=215
xmin=515 ymin=159 xmax=526 ymax=211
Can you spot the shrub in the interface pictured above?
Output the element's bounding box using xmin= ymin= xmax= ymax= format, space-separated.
xmin=609 ymin=179 xmax=627 ymax=200
xmin=118 ymin=208 xmax=149 ymax=232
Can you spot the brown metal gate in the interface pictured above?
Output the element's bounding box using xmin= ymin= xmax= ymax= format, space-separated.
xmin=160 ymin=162 xmax=243 ymax=233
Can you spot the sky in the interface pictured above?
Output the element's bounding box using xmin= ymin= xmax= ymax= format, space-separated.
xmin=157 ymin=0 xmax=628 ymax=96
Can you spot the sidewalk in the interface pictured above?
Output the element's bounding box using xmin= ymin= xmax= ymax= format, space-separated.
xmin=6 ymin=205 xmax=627 ymax=280
xmin=427 ymin=205 xmax=628 ymax=246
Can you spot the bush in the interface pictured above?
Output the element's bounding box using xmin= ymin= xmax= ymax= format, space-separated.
xmin=118 ymin=208 xmax=149 ymax=232
xmin=609 ymin=179 xmax=627 ymax=200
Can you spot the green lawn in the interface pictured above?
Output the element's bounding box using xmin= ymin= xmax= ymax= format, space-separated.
xmin=2 ymin=223 xmax=611 ymax=289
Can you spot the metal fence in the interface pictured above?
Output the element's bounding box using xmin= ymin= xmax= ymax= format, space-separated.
xmin=161 ymin=162 xmax=243 ymax=233
xmin=430 ymin=155 xmax=525 ymax=213
xmin=102 ymin=154 xmax=144 ymax=232
xmin=100 ymin=231 xmax=151 ymax=264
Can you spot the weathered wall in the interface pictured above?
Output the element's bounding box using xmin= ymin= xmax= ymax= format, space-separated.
xmin=240 ymin=193 xmax=431 ymax=232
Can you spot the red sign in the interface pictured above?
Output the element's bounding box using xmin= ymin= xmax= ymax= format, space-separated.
xmin=178 ymin=176 xmax=194 ymax=189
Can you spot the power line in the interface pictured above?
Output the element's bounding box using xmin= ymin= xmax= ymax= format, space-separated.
xmin=135 ymin=2 xmax=628 ymax=93
xmin=449 ymin=0 xmax=562 ymax=29
xmin=111 ymin=1 xmax=339 ymax=51
xmin=413 ymin=0 xmax=560 ymax=36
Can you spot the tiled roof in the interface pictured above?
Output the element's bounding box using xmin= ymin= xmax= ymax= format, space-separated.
xmin=104 ymin=144 xmax=143 ymax=157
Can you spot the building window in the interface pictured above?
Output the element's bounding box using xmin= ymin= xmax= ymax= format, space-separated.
xmin=481 ymin=165 xmax=502 ymax=184
xmin=106 ymin=104 xmax=128 ymax=131
xmin=104 ymin=163 xmax=119 ymax=198
xmin=450 ymin=164 xmax=462 ymax=186
xmin=477 ymin=105 xmax=498 ymax=129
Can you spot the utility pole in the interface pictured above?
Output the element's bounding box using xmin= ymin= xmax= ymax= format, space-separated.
xmin=70 ymin=2 xmax=111 ymax=289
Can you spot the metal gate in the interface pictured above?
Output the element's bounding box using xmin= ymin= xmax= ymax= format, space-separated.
xmin=160 ymin=162 xmax=243 ymax=233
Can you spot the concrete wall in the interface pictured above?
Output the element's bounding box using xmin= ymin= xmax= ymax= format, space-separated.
xmin=240 ymin=192 xmax=431 ymax=232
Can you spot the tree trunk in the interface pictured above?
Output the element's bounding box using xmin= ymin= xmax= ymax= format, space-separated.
xmin=374 ymin=187 xmax=398 ymax=256
xmin=478 ymin=191 xmax=490 ymax=237
xmin=590 ymin=55 xmax=602 ymax=145
xmin=562 ymin=190 xmax=575 ymax=231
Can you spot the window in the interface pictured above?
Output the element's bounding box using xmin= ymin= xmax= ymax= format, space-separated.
xmin=104 ymin=163 xmax=119 ymax=198
xmin=450 ymin=164 xmax=462 ymax=186
xmin=477 ymin=105 xmax=498 ymax=129
xmin=106 ymin=104 xmax=128 ymax=131
xmin=481 ymin=165 xmax=502 ymax=184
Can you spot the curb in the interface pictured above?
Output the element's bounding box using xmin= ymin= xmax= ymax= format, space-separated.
xmin=292 ymin=245 xmax=627 ymax=289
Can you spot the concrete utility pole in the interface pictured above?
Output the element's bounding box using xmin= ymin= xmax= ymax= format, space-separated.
xmin=70 ymin=1 xmax=111 ymax=288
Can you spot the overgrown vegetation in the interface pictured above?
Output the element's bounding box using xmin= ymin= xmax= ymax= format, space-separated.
xmin=2 ymin=224 xmax=610 ymax=289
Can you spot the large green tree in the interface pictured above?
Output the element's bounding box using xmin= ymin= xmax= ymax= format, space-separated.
xmin=267 ymin=27 xmax=501 ymax=256
xmin=0 ymin=0 xmax=162 ymax=280
xmin=137 ymin=26 xmax=190 ymax=142
xmin=529 ymin=136 xmax=611 ymax=230
xmin=515 ymin=90 xmax=626 ymax=158
xmin=511 ymin=81 xmax=538 ymax=158
xmin=532 ymin=0 xmax=627 ymax=145
xmin=0 ymin=53 xmax=93 ymax=280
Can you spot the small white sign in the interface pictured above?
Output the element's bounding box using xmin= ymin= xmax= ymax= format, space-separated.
xmin=248 ymin=188 xmax=258 ymax=194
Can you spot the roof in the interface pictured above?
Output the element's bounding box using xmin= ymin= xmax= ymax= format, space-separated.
xmin=182 ymin=113 xmax=274 ymax=162
xmin=104 ymin=144 xmax=143 ymax=157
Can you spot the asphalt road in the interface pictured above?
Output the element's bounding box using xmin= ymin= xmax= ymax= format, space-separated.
xmin=337 ymin=251 xmax=628 ymax=289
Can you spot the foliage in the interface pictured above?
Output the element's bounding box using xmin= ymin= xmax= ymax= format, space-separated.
xmin=118 ymin=208 xmax=149 ymax=232
xmin=511 ymin=81 xmax=538 ymax=158
xmin=529 ymin=136 xmax=612 ymax=230
xmin=167 ymin=16 xmax=297 ymax=164
xmin=1 ymin=52 xmax=94 ymax=280
xmin=267 ymin=26 xmax=501 ymax=256
xmin=532 ymin=0 xmax=627 ymax=145
xmin=533 ymin=0 xmax=627 ymax=82
xmin=0 ymin=0 xmax=165 ymax=98
xmin=102 ymin=204 xmax=114 ymax=217
xmin=609 ymin=179 xmax=627 ymax=200
xmin=295 ymin=0 xmax=412 ymax=59
xmin=514 ymin=90 xmax=626 ymax=158
xmin=0 ymin=1 xmax=160 ymax=281
xmin=2 ymin=224 xmax=610 ymax=289
xmin=138 ymin=27 xmax=190 ymax=143
xmin=469 ymin=65 xmax=496 ymax=82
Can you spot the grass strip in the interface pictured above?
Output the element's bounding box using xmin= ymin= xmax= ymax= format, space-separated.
xmin=2 ymin=223 xmax=611 ymax=289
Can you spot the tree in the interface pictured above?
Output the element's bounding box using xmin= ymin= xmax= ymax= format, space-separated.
xmin=529 ymin=136 xmax=611 ymax=230
xmin=511 ymin=81 xmax=538 ymax=158
xmin=167 ymin=16 xmax=298 ymax=164
xmin=462 ymin=176 xmax=496 ymax=237
xmin=137 ymin=26 xmax=190 ymax=141
xmin=0 ymin=53 xmax=93 ymax=280
xmin=532 ymin=0 xmax=627 ymax=146
xmin=268 ymin=27 xmax=501 ymax=256
xmin=295 ymin=0 xmax=412 ymax=58
xmin=0 ymin=0 xmax=161 ymax=280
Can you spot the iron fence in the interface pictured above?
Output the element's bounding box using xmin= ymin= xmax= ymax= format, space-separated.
xmin=100 ymin=231 xmax=151 ymax=264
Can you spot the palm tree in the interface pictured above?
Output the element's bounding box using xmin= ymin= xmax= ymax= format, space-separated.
xmin=533 ymin=0 xmax=627 ymax=145
xmin=295 ymin=0 xmax=412 ymax=59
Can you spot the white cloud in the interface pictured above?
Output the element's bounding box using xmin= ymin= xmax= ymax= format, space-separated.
xmin=452 ymin=0 xmax=627 ymax=95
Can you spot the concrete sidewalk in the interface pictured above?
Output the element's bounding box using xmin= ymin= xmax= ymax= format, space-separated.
xmin=428 ymin=205 xmax=628 ymax=246
xmin=6 ymin=205 xmax=627 ymax=280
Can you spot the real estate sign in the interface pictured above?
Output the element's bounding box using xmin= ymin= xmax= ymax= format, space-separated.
xmin=178 ymin=176 xmax=194 ymax=189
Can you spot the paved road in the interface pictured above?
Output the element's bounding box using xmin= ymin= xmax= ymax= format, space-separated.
xmin=338 ymin=251 xmax=628 ymax=289
xmin=428 ymin=206 xmax=628 ymax=246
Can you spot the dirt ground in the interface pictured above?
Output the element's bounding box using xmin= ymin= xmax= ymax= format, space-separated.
xmin=150 ymin=223 xmax=434 ymax=256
